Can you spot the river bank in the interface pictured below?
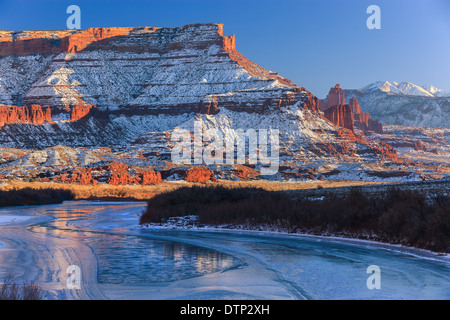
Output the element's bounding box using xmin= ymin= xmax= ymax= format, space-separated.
xmin=0 ymin=179 xmax=394 ymax=201
xmin=140 ymin=184 xmax=450 ymax=253
xmin=140 ymin=216 xmax=450 ymax=260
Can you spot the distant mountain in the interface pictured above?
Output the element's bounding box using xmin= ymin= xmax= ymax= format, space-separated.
xmin=344 ymin=81 xmax=450 ymax=128
xmin=422 ymin=85 xmax=442 ymax=96
xmin=360 ymin=81 xmax=450 ymax=98
xmin=421 ymin=84 xmax=450 ymax=97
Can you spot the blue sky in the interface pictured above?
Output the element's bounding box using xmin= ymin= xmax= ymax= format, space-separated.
xmin=0 ymin=0 xmax=449 ymax=98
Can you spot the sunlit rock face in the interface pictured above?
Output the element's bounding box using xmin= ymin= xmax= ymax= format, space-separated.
xmin=323 ymin=104 xmax=354 ymax=132
xmin=0 ymin=104 xmax=51 ymax=127
xmin=321 ymin=85 xmax=383 ymax=134
xmin=0 ymin=24 xmax=314 ymax=115
xmin=0 ymin=23 xmax=322 ymax=148
xmin=326 ymin=84 xmax=346 ymax=108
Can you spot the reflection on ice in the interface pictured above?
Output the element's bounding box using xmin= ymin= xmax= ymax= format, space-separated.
xmin=23 ymin=202 xmax=241 ymax=285
xmin=86 ymin=234 xmax=241 ymax=284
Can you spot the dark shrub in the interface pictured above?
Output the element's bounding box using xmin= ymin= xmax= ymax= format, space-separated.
xmin=0 ymin=188 xmax=74 ymax=207
xmin=140 ymin=185 xmax=450 ymax=252
xmin=0 ymin=275 xmax=43 ymax=300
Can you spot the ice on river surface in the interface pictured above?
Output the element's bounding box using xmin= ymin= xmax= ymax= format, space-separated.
xmin=0 ymin=201 xmax=449 ymax=300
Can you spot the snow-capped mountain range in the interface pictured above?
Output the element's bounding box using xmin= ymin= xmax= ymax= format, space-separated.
xmin=343 ymin=81 xmax=450 ymax=128
xmin=360 ymin=81 xmax=450 ymax=98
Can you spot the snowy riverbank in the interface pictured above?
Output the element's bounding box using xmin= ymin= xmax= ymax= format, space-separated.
xmin=139 ymin=215 xmax=450 ymax=260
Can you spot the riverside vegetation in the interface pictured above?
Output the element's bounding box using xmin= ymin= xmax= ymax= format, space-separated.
xmin=0 ymin=187 xmax=74 ymax=207
xmin=0 ymin=276 xmax=43 ymax=300
xmin=140 ymin=185 xmax=450 ymax=253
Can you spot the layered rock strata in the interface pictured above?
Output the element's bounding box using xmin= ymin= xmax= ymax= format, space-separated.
xmin=0 ymin=24 xmax=314 ymax=117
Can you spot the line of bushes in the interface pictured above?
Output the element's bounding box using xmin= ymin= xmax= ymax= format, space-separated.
xmin=140 ymin=185 xmax=450 ymax=252
xmin=0 ymin=188 xmax=75 ymax=207
xmin=0 ymin=275 xmax=43 ymax=300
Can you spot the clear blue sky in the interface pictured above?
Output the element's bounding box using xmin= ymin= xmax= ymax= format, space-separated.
xmin=0 ymin=0 xmax=449 ymax=98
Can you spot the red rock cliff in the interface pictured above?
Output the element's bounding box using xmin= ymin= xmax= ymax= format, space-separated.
xmin=327 ymin=84 xmax=346 ymax=107
xmin=0 ymin=24 xmax=320 ymax=119
xmin=70 ymin=104 xmax=95 ymax=121
xmin=184 ymin=165 xmax=216 ymax=183
xmin=0 ymin=28 xmax=134 ymax=57
xmin=350 ymin=97 xmax=383 ymax=133
xmin=323 ymin=104 xmax=354 ymax=132
xmin=0 ymin=104 xmax=52 ymax=127
xmin=349 ymin=97 xmax=362 ymax=114
xmin=322 ymin=86 xmax=383 ymax=134
xmin=368 ymin=118 xmax=383 ymax=133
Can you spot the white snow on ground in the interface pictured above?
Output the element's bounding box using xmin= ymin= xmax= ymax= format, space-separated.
xmin=0 ymin=24 xmax=289 ymax=110
xmin=1 ymin=145 xmax=105 ymax=170
xmin=0 ymin=215 xmax=32 ymax=225
xmin=140 ymin=215 xmax=201 ymax=229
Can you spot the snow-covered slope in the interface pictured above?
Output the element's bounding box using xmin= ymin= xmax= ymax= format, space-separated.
xmin=2 ymin=145 xmax=105 ymax=169
xmin=362 ymin=81 xmax=433 ymax=97
xmin=131 ymin=102 xmax=401 ymax=176
xmin=421 ymin=85 xmax=450 ymax=97
xmin=0 ymin=101 xmax=414 ymax=183
xmin=0 ymin=24 xmax=302 ymax=114
xmin=346 ymin=81 xmax=450 ymax=128
xmin=0 ymin=23 xmax=322 ymax=149
xmin=422 ymin=85 xmax=441 ymax=96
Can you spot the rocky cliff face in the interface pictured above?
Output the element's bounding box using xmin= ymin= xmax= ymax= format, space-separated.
xmin=321 ymin=85 xmax=383 ymax=134
xmin=326 ymin=84 xmax=345 ymax=108
xmin=0 ymin=104 xmax=51 ymax=127
xmin=349 ymin=97 xmax=362 ymax=114
xmin=70 ymin=104 xmax=95 ymax=121
xmin=323 ymin=104 xmax=354 ymax=132
xmin=0 ymin=28 xmax=132 ymax=57
xmin=0 ymin=24 xmax=310 ymax=117
xmin=368 ymin=118 xmax=383 ymax=134
xmin=349 ymin=96 xmax=383 ymax=133
xmin=0 ymin=23 xmax=322 ymax=148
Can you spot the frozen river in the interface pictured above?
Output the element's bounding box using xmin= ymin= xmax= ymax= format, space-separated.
xmin=0 ymin=201 xmax=449 ymax=300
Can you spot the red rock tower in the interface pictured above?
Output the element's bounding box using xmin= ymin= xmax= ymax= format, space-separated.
xmin=349 ymin=97 xmax=383 ymax=134
xmin=321 ymin=84 xmax=383 ymax=134
xmin=327 ymin=84 xmax=346 ymax=107
xmin=349 ymin=97 xmax=362 ymax=114
xmin=323 ymin=104 xmax=354 ymax=132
